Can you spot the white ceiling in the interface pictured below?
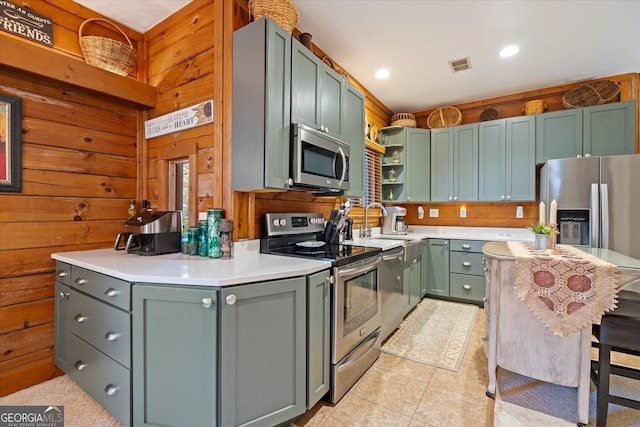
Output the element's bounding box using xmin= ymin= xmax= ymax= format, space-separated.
xmin=74 ymin=0 xmax=640 ymax=113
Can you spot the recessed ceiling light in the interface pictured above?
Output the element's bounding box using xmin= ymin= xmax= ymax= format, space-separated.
xmin=375 ymin=69 xmax=390 ymax=79
xmin=500 ymin=45 xmax=519 ymax=57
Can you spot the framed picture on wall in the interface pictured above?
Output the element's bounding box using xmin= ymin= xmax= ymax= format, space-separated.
xmin=0 ymin=94 xmax=22 ymax=192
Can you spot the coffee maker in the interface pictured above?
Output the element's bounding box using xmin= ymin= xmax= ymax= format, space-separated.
xmin=382 ymin=206 xmax=408 ymax=235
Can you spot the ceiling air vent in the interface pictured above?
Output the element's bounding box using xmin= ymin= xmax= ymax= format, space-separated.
xmin=449 ymin=57 xmax=471 ymax=73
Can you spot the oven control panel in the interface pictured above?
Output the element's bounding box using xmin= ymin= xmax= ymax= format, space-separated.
xmin=263 ymin=213 xmax=325 ymax=236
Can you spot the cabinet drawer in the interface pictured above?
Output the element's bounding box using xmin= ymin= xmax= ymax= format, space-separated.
xmin=69 ymin=290 xmax=130 ymax=368
xmin=450 ymin=252 xmax=485 ymax=276
xmin=68 ymin=334 xmax=130 ymax=427
xmin=450 ymin=273 xmax=486 ymax=302
xmin=449 ymin=240 xmax=486 ymax=253
xmin=71 ymin=266 xmax=131 ymax=310
xmin=55 ymin=261 xmax=71 ymax=286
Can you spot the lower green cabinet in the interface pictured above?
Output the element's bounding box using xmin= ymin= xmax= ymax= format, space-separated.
xmin=133 ymin=284 xmax=217 ymax=427
xmin=219 ymin=277 xmax=307 ymax=427
xmin=306 ymin=270 xmax=331 ymax=409
xmin=403 ymin=245 xmax=423 ymax=316
xmin=425 ymin=239 xmax=450 ymax=297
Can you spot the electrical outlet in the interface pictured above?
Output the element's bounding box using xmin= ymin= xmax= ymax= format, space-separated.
xmin=460 ymin=206 xmax=467 ymax=218
xmin=417 ymin=206 xmax=425 ymax=219
xmin=516 ymin=205 xmax=524 ymax=218
xmin=429 ymin=208 xmax=439 ymax=218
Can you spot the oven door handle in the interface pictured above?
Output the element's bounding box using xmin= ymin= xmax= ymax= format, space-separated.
xmin=336 ymin=255 xmax=381 ymax=280
xmin=335 ymin=329 xmax=380 ymax=371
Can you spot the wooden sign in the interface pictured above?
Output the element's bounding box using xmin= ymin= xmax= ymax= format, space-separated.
xmin=145 ymin=100 xmax=214 ymax=139
xmin=0 ymin=1 xmax=53 ymax=47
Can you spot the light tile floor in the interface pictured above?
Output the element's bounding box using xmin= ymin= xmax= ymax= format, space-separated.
xmin=292 ymin=307 xmax=640 ymax=427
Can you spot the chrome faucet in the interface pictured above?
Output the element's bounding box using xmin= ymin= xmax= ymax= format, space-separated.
xmin=363 ymin=203 xmax=387 ymax=238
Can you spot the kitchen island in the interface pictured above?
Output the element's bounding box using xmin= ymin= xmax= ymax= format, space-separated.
xmin=482 ymin=241 xmax=640 ymax=425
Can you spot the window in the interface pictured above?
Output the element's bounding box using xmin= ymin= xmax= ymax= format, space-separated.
xmin=364 ymin=142 xmax=382 ymax=206
xmin=169 ymin=159 xmax=190 ymax=229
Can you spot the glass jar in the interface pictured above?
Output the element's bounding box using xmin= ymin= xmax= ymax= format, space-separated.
xmin=187 ymin=226 xmax=199 ymax=256
xmin=388 ymin=168 xmax=396 ymax=182
xmin=198 ymin=220 xmax=208 ymax=257
xmin=207 ymin=208 xmax=224 ymax=258
xmin=392 ymin=150 xmax=400 ymax=163
xmin=218 ymin=219 xmax=234 ymax=259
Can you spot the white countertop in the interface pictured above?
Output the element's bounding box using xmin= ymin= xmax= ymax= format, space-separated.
xmin=52 ymin=240 xmax=331 ymax=287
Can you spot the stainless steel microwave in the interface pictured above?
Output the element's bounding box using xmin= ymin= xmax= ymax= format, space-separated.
xmin=289 ymin=123 xmax=350 ymax=193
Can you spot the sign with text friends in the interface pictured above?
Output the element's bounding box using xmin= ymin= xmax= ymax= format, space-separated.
xmin=0 ymin=1 xmax=53 ymax=46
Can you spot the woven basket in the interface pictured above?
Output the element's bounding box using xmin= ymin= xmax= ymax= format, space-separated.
xmin=522 ymin=99 xmax=546 ymax=115
xmin=249 ymin=0 xmax=299 ymax=33
xmin=479 ymin=108 xmax=499 ymax=122
xmin=562 ymin=80 xmax=620 ymax=109
xmin=427 ymin=106 xmax=462 ymax=129
xmin=79 ymin=18 xmax=137 ymax=76
xmin=390 ymin=113 xmax=417 ymax=127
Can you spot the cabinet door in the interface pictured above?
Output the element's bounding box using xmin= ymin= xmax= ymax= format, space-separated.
xmin=536 ymin=109 xmax=583 ymax=163
xmin=220 ymin=278 xmax=306 ymax=427
xmin=405 ymin=127 xmax=431 ymax=202
xmin=54 ymin=282 xmax=72 ymax=373
xmin=320 ymin=65 xmax=344 ymax=139
xmin=291 ymin=38 xmax=322 ymax=130
xmin=307 ymin=270 xmax=331 ymax=409
xmin=506 ymin=116 xmax=536 ymax=201
xmin=478 ymin=119 xmax=507 ymax=201
xmin=453 ymin=123 xmax=478 ymax=201
xmin=583 ymin=101 xmax=636 ymax=156
xmin=409 ymin=257 xmax=422 ymax=309
xmin=133 ymin=285 xmax=217 ymax=427
xmin=344 ymin=83 xmax=365 ymax=198
xmin=430 ymin=128 xmax=454 ymax=202
xmin=425 ymin=239 xmax=450 ymax=296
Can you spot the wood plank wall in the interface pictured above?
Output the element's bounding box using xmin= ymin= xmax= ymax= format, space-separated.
xmin=0 ymin=0 xmax=145 ymax=396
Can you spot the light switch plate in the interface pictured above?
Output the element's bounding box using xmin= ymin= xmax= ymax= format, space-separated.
xmin=417 ymin=206 xmax=425 ymax=219
xmin=429 ymin=208 xmax=439 ymax=217
xmin=516 ymin=205 xmax=524 ymax=218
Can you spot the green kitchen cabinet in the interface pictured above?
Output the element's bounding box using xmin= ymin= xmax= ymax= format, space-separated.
xmin=344 ymin=82 xmax=366 ymax=198
xmin=583 ymin=100 xmax=636 ymax=156
xmin=54 ymin=262 xmax=71 ymax=373
xmin=232 ymin=17 xmax=292 ymax=190
xmin=219 ymin=277 xmax=307 ymax=427
xmin=306 ymin=269 xmax=331 ymax=409
xmin=430 ymin=123 xmax=478 ymax=202
xmin=291 ymin=38 xmax=344 ymax=140
xmin=133 ymin=285 xmax=217 ymax=427
xmin=380 ymin=126 xmax=430 ymax=202
xmin=536 ymin=101 xmax=636 ymax=163
xmin=479 ymin=116 xmax=535 ymax=202
xmin=425 ymin=239 xmax=450 ymax=297
xmin=402 ymin=251 xmax=422 ymax=316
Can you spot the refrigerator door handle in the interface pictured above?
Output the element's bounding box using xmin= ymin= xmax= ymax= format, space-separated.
xmin=591 ymin=183 xmax=599 ymax=248
xmin=600 ymin=183 xmax=609 ymax=250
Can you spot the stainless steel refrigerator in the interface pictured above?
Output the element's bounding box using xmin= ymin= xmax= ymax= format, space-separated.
xmin=539 ymin=154 xmax=640 ymax=259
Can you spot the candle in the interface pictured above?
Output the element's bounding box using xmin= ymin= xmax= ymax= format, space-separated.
xmin=549 ymin=199 xmax=557 ymax=225
xmin=539 ymin=201 xmax=545 ymax=224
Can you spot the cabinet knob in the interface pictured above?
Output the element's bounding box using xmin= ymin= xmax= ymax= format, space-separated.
xmin=74 ymin=277 xmax=88 ymax=285
xmin=481 ymin=336 xmax=488 ymax=342
xmin=449 ymin=196 xmax=453 ymax=201
xmin=463 ymin=284 xmax=472 ymax=290
xmin=462 ymin=261 xmax=471 ymax=267
xmin=59 ymin=291 xmax=69 ymax=300
xmin=74 ymin=314 xmax=87 ymax=323
xmin=483 ymin=267 xmax=489 ymax=272
xmin=506 ymin=195 xmax=511 ymax=200
xmin=225 ymin=295 xmax=237 ymax=305
xmin=105 ymin=331 xmax=119 ymax=341
xmin=462 ymin=244 xmax=471 ymax=249
xmin=501 ymin=195 xmax=506 ymax=200
xmin=482 ymin=297 xmax=487 ymax=302
xmin=104 ymin=385 xmax=118 ymax=396
xmin=481 ymin=257 xmax=486 ymax=264
xmin=57 ymin=270 xmax=68 ymax=278
xmin=443 ymin=241 xmax=448 ymax=246
xmin=453 ymin=196 xmax=458 ymax=201
xmin=74 ymin=361 xmax=87 ymax=371
xmin=105 ymin=288 xmax=119 ymax=297
xmin=202 ymin=297 xmax=214 ymax=308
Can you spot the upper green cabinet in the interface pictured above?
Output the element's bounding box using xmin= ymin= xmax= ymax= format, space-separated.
xmin=431 ymin=123 xmax=478 ymax=202
xmin=291 ymin=38 xmax=344 ymax=140
xmin=479 ymin=116 xmax=536 ymax=202
xmin=380 ymin=126 xmax=430 ymax=202
xmin=344 ymin=82 xmax=366 ymax=198
xmin=232 ymin=17 xmax=291 ymax=190
xmin=536 ymin=101 xmax=636 ymax=163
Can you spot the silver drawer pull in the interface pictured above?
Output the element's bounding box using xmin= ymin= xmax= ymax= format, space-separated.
xmin=104 ymin=385 xmax=118 ymax=396
xmin=482 ymin=297 xmax=487 ymax=302
xmin=463 ymin=284 xmax=472 ymax=290
xmin=74 ymin=277 xmax=88 ymax=285
xmin=59 ymin=291 xmax=69 ymax=300
xmin=483 ymin=267 xmax=489 ymax=272
xmin=74 ymin=361 xmax=87 ymax=371
xmin=481 ymin=257 xmax=486 ymax=264
xmin=202 ymin=297 xmax=214 ymax=308
xmin=462 ymin=261 xmax=471 ymax=267
xmin=57 ymin=270 xmax=68 ymax=278
xmin=105 ymin=331 xmax=119 ymax=341
xmin=411 ymin=259 xmax=418 ymax=265
xmin=105 ymin=288 xmax=119 ymax=297
xmin=74 ymin=314 xmax=87 ymax=323
xmin=462 ymin=244 xmax=471 ymax=249
xmin=225 ymin=295 xmax=237 ymax=305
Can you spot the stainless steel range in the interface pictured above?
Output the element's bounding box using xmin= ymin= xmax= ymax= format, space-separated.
xmin=261 ymin=213 xmax=383 ymax=403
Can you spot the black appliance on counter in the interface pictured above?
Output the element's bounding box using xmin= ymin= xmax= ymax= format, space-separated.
xmin=114 ymin=210 xmax=182 ymax=255
xmin=261 ymin=212 xmax=382 ymax=403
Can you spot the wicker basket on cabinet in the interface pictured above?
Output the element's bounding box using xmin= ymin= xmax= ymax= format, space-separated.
xmin=562 ymin=80 xmax=620 ymax=109
xmin=427 ymin=106 xmax=462 ymax=128
xmin=249 ymin=0 xmax=299 ymax=33
xmin=390 ymin=113 xmax=417 ymax=127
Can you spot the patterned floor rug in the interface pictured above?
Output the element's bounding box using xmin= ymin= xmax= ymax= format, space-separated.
xmin=381 ymin=298 xmax=478 ymax=372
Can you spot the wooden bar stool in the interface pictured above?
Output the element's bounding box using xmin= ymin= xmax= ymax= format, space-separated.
xmin=591 ymin=290 xmax=640 ymax=427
